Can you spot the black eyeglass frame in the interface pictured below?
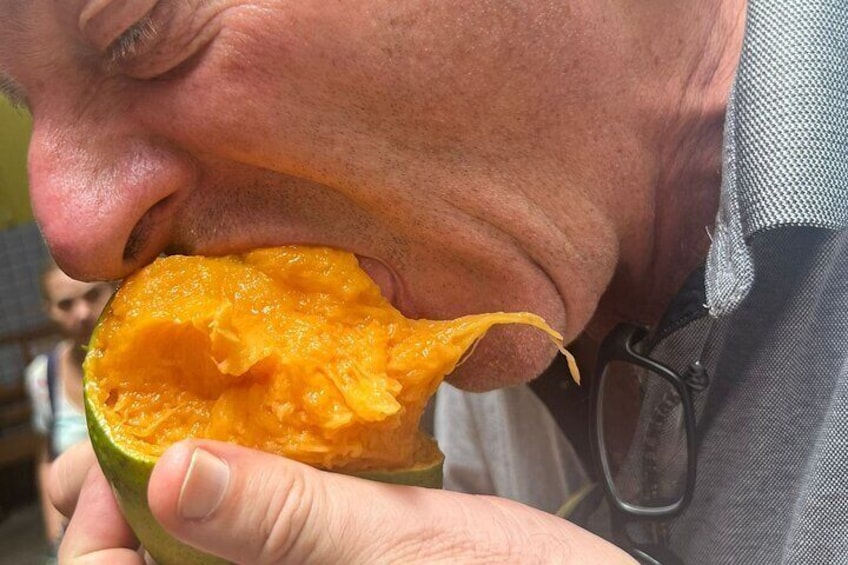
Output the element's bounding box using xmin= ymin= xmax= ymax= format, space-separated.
xmin=590 ymin=323 xmax=697 ymax=520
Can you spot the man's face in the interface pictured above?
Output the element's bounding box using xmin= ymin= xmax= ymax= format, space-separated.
xmin=1 ymin=1 xmax=632 ymax=389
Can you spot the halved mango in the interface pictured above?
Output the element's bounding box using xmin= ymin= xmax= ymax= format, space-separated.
xmin=84 ymin=246 xmax=576 ymax=564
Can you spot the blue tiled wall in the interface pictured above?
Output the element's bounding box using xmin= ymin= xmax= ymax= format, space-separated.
xmin=0 ymin=222 xmax=51 ymax=386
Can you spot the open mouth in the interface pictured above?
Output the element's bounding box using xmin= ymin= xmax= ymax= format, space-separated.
xmin=355 ymin=254 xmax=415 ymax=318
xmin=154 ymin=235 xmax=411 ymax=319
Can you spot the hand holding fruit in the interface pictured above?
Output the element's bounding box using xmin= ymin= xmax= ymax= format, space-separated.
xmin=52 ymin=438 xmax=634 ymax=564
xmin=52 ymin=246 xmax=634 ymax=563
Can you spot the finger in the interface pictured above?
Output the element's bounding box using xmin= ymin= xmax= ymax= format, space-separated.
xmin=148 ymin=440 xmax=633 ymax=564
xmin=49 ymin=440 xmax=97 ymax=518
xmin=59 ymin=465 xmax=143 ymax=565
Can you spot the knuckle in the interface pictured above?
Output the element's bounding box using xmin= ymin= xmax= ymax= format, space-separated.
xmin=251 ymin=465 xmax=318 ymax=564
xmin=48 ymin=442 xmax=96 ymax=517
xmin=47 ymin=459 xmax=73 ymax=515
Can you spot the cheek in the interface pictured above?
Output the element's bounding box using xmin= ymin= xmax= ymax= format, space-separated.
xmin=397 ymin=242 xmax=567 ymax=390
xmin=50 ymin=311 xmax=75 ymax=331
xmin=139 ymin=8 xmax=446 ymax=174
xmin=94 ymin=295 xmax=113 ymax=317
xmin=142 ymin=44 xmax=303 ymax=171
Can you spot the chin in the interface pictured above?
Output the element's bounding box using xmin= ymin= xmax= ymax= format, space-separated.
xmin=444 ymin=324 xmax=560 ymax=392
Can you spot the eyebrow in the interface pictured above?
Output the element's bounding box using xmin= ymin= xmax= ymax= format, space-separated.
xmin=0 ymin=71 xmax=28 ymax=108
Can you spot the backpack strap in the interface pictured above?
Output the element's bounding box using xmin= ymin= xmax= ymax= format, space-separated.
xmin=45 ymin=349 xmax=59 ymax=460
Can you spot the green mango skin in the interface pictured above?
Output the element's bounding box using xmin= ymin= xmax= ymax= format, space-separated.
xmin=86 ymin=400 xmax=226 ymax=565
xmin=85 ymin=398 xmax=444 ymax=565
xmin=339 ymin=456 xmax=444 ymax=488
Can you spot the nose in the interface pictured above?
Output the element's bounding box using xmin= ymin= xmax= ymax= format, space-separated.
xmin=28 ymin=121 xmax=196 ymax=281
xmin=71 ymin=298 xmax=95 ymax=327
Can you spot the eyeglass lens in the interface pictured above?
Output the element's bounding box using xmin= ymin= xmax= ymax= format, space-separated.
xmin=598 ymin=360 xmax=690 ymax=510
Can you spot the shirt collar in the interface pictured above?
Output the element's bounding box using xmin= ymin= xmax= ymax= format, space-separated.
xmin=705 ymin=0 xmax=848 ymax=316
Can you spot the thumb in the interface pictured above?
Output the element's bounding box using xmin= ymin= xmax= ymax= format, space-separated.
xmin=148 ymin=440 xmax=631 ymax=564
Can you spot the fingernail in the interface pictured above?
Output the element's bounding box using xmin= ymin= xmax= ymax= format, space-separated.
xmin=178 ymin=448 xmax=230 ymax=521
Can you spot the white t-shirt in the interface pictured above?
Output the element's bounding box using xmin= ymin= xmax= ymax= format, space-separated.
xmin=25 ymin=344 xmax=88 ymax=457
xmin=433 ymin=382 xmax=588 ymax=514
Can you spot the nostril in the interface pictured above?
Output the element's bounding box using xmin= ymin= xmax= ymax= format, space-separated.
xmin=123 ymin=194 xmax=176 ymax=262
xmin=123 ymin=216 xmax=149 ymax=261
xmin=28 ymin=121 xmax=197 ymax=281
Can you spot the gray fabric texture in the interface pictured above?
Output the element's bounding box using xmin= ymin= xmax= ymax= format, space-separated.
xmin=705 ymin=0 xmax=848 ymax=316
xmin=433 ymin=383 xmax=589 ymax=515
xmin=638 ymin=228 xmax=848 ymax=564
xmin=629 ymin=1 xmax=848 ymax=560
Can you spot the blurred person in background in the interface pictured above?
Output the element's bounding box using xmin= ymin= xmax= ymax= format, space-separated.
xmin=24 ymin=258 xmax=114 ymax=554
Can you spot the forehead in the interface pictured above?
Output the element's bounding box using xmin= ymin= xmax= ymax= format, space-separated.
xmin=0 ymin=1 xmax=44 ymax=47
xmin=0 ymin=1 xmax=87 ymax=114
xmin=0 ymin=2 xmax=42 ymax=78
xmin=0 ymin=0 xmax=83 ymax=27
xmin=0 ymin=1 xmax=79 ymax=66
xmin=0 ymin=0 xmax=28 ymax=27
xmin=0 ymin=2 xmax=26 ymax=62
xmin=43 ymin=269 xmax=105 ymax=302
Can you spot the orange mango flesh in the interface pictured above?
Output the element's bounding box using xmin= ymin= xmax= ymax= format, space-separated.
xmin=85 ymin=246 xmax=578 ymax=473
